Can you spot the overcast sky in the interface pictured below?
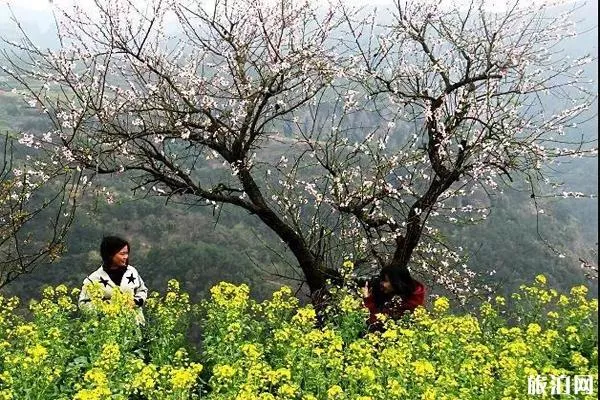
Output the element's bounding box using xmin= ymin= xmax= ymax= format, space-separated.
xmin=1 ymin=0 xmax=596 ymax=53
xmin=7 ymin=0 xmax=597 ymax=13
xmin=14 ymin=0 xmax=388 ymax=9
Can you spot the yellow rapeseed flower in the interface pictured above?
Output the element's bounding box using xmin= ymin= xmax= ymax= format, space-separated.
xmin=95 ymin=342 xmax=121 ymax=370
xmin=421 ymin=387 xmax=439 ymax=400
xmin=358 ymin=366 xmax=376 ymax=382
xmin=83 ymin=368 xmax=109 ymax=387
xmin=566 ymin=326 xmax=578 ymax=334
xmin=291 ymin=306 xmax=316 ymax=326
xmin=547 ymin=311 xmax=559 ymax=319
xmin=267 ymin=368 xmax=291 ymax=385
xmin=25 ymin=344 xmax=48 ymax=364
xmin=277 ymin=383 xmax=297 ymax=398
xmin=412 ymin=360 xmax=436 ymax=378
xmin=339 ymin=294 xmax=361 ymax=313
xmin=570 ymin=285 xmax=588 ymax=297
xmin=132 ymin=364 xmax=158 ymax=392
xmin=570 ymin=352 xmax=589 ymax=369
xmin=73 ymin=387 xmax=111 ymax=400
xmin=535 ymin=274 xmax=547 ymax=285
xmin=213 ymin=364 xmax=236 ymax=381
xmin=526 ymin=323 xmax=542 ymax=337
xmin=240 ymin=343 xmax=261 ymax=359
xmin=0 ymin=389 xmax=13 ymax=400
xmin=433 ymin=297 xmax=450 ymax=314
xmin=387 ymin=379 xmax=408 ymax=397
xmin=326 ymin=385 xmax=344 ymax=399
xmin=170 ymin=363 xmax=202 ymax=391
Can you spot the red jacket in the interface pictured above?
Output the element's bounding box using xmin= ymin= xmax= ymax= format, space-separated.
xmin=364 ymin=281 xmax=425 ymax=326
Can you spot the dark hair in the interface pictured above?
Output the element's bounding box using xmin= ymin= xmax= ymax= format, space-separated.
xmin=380 ymin=266 xmax=417 ymax=299
xmin=100 ymin=236 xmax=130 ymax=266
xmin=372 ymin=266 xmax=417 ymax=308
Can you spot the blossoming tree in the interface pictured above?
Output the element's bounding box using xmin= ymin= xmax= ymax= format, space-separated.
xmin=1 ymin=0 xmax=595 ymax=300
xmin=0 ymin=134 xmax=80 ymax=288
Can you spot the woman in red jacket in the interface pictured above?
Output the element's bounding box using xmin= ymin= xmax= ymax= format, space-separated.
xmin=363 ymin=266 xmax=425 ymax=330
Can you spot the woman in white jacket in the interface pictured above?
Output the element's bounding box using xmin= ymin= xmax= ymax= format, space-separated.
xmin=79 ymin=236 xmax=148 ymax=324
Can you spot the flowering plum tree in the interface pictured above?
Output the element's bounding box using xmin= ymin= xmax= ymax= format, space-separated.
xmin=1 ymin=0 xmax=595 ymax=300
xmin=0 ymin=134 xmax=80 ymax=288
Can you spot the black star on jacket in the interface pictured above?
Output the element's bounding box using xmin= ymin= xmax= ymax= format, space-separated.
xmin=78 ymin=264 xmax=148 ymax=325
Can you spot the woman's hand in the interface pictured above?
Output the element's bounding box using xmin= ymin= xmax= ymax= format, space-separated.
xmin=361 ymin=282 xmax=370 ymax=298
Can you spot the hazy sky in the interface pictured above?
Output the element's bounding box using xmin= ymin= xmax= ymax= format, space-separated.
xmin=3 ymin=0 xmax=596 ymax=35
xmin=15 ymin=0 xmax=384 ymax=8
xmin=8 ymin=0 xmax=597 ymax=13
xmin=5 ymin=0 xmax=395 ymax=11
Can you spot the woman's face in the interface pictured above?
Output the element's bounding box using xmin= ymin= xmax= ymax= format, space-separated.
xmin=380 ymin=274 xmax=394 ymax=294
xmin=110 ymin=245 xmax=129 ymax=269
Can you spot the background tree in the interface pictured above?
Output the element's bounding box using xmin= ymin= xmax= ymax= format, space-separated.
xmin=0 ymin=133 xmax=80 ymax=288
xmin=1 ymin=0 xmax=596 ymax=302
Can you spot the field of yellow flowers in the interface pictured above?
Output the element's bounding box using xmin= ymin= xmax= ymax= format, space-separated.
xmin=0 ymin=275 xmax=597 ymax=400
